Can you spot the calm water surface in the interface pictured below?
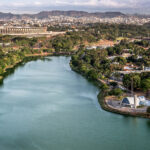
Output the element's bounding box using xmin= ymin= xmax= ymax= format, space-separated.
xmin=0 ymin=56 xmax=149 ymax=150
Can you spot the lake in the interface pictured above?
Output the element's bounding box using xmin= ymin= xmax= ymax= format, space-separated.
xmin=0 ymin=56 xmax=149 ymax=150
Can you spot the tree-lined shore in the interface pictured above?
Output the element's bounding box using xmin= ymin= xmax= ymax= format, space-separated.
xmin=0 ymin=22 xmax=150 ymax=117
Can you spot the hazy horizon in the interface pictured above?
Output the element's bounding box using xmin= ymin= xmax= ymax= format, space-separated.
xmin=0 ymin=9 xmax=150 ymax=16
xmin=0 ymin=0 xmax=149 ymax=15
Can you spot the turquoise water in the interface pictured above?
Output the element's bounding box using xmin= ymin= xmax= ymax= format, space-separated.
xmin=0 ymin=56 xmax=149 ymax=150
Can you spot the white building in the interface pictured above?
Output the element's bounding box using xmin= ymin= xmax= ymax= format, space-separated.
xmin=144 ymin=67 xmax=150 ymax=71
xmin=121 ymin=96 xmax=148 ymax=108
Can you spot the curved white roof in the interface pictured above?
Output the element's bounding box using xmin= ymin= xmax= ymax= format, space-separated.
xmin=122 ymin=97 xmax=140 ymax=106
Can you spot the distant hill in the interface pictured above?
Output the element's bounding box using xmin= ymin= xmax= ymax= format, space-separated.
xmin=91 ymin=12 xmax=126 ymax=18
xmin=0 ymin=11 xmax=149 ymax=20
xmin=0 ymin=11 xmax=126 ymax=19
xmin=33 ymin=11 xmax=126 ymax=19
xmin=0 ymin=12 xmax=18 ymax=19
xmin=34 ymin=11 xmax=89 ymax=18
xmin=134 ymin=14 xmax=150 ymax=18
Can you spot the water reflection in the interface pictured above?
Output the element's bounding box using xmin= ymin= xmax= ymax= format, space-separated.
xmin=0 ymin=56 xmax=52 ymax=87
xmin=0 ymin=56 xmax=149 ymax=150
xmin=146 ymin=120 xmax=150 ymax=128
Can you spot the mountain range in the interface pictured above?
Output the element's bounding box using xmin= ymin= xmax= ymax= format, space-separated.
xmin=0 ymin=11 xmax=149 ymax=19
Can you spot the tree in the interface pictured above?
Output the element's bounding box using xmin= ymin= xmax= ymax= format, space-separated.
xmin=0 ymin=67 xmax=3 ymax=74
xmin=87 ymin=69 xmax=98 ymax=80
xmin=100 ymin=83 xmax=109 ymax=94
xmin=0 ymin=48 xmax=5 ymax=58
xmin=109 ymin=88 xmax=123 ymax=96
xmin=110 ymin=81 xmax=118 ymax=87
xmin=147 ymin=106 xmax=150 ymax=113
xmin=114 ymin=57 xmax=127 ymax=65
xmin=123 ymin=74 xmax=141 ymax=90
xmin=113 ymin=72 xmax=121 ymax=81
xmin=141 ymin=78 xmax=150 ymax=97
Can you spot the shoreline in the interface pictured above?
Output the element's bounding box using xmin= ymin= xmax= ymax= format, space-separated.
xmin=70 ymin=61 xmax=150 ymax=119
xmin=1 ymin=53 xmax=150 ymax=119
xmin=0 ymin=52 xmax=73 ymax=84
xmin=98 ymin=92 xmax=150 ymax=119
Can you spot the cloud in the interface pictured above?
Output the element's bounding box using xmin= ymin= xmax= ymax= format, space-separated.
xmin=34 ymin=1 xmax=42 ymax=6
xmin=45 ymin=0 xmax=149 ymax=9
xmin=72 ymin=0 xmax=126 ymax=7
xmin=98 ymin=0 xmax=126 ymax=7
xmin=0 ymin=0 xmax=149 ymax=14
xmin=0 ymin=0 xmax=149 ymax=8
xmin=12 ymin=2 xmax=26 ymax=7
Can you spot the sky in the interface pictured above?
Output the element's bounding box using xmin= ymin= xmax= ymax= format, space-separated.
xmin=0 ymin=0 xmax=150 ymax=14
